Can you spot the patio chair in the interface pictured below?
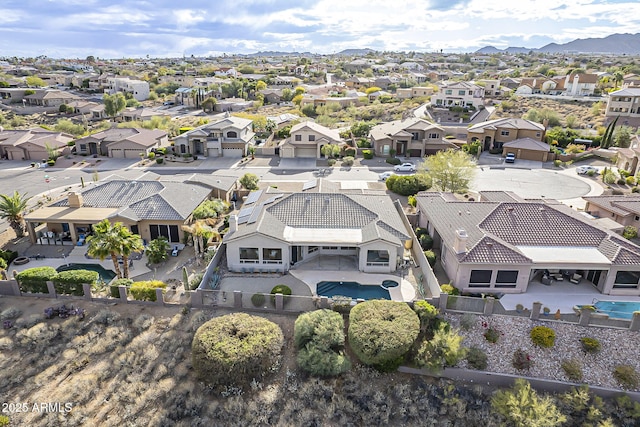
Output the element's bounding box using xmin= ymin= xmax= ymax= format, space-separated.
xmin=541 ymin=275 xmax=553 ymax=286
xmin=570 ymin=273 xmax=582 ymax=284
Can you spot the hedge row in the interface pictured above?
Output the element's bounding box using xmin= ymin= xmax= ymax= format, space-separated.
xmin=16 ymin=267 xmax=99 ymax=296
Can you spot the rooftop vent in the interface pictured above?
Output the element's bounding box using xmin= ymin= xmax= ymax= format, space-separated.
xmin=507 ymin=206 xmax=514 ymax=212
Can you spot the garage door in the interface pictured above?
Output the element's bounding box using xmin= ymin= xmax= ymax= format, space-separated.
xmin=110 ymin=149 xmax=123 ymax=158
xmin=222 ymin=148 xmax=243 ymax=157
xmin=296 ymin=147 xmax=317 ymax=158
xmin=110 ymin=148 xmax=143 ymax=158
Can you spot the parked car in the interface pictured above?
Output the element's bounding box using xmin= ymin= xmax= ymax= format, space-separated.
xmin=394 ymin=162 xmax=416 ymax=172
xmin=576 ymin=165 xmax=599 ymax=175
xmin=505 ymin=153 xmax=516 ymax=163
xmin=379 ymin=171 xmax=396 ymax=181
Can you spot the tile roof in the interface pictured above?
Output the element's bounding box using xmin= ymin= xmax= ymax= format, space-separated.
xmin=460 ymin=236 xmax=532 ymax=264
xmin=503 ymin=137 xmax=550 ymax=152
xmin=478 ymin=191 xmax=524 ymax=202
xmin=370 ymin=118 xmax=443 ymax=141
xmin=584 ymin=194 xmax=640 ymax=217
xmin=467 ymin=117 xmax=545 ymax=133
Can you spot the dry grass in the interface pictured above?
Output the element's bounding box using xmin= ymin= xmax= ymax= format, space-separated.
xmin=494 ymin=96 xmax=606 ymax=129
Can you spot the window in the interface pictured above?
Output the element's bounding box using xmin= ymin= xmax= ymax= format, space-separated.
xmin=149 ymin=224 xmax=179 ymax=243
xmin=469 ymin=270 xmax=492 ymax=287
xmin=613 ymin=271 xmax=640 ymax=288
xmin=322 ymin=246 xmax=338 ymax=250
xmin=262 ymin=248 xmax=282 ymax=264
xmin=79 ymin=144 xmax=87 ymax=152
xmin=308 ymin=246 xmax=319 ymax=254
xmin=308 ymin=135 xmax=315 ymax=142
xmin=428 ymin=133 xmax=440 ymax=139
xmin=495 ymin=270 xmax=518 ymax=288
xmin=411 ymin=132 xmax=419 ymax=140
xmin=635 ymin=215 xmax=639 ymax=221
xmin=295 ymin=135 xmax=302 ymax=141
xmin=500 ymin=130 xmax=510 ymax=136
xmin=226 ymin=131 xmax=238 ymax=138
xmin=239 ymin=247 xmax=259 ymax=263
xmin=445 ymin=90 xmax=452 ymax=95
xmin=458 ymin=90 xmax=466 ymax=95
xmin=367 ymin=250 xmax=389 ymax=266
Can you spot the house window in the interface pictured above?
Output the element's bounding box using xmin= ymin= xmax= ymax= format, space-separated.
xmin=428 ymin=133 xmax=439 ymax=139
xmin=322 ymin=246 xmax=338 ymax=250
xmin=469 ymin=270 xmax=492 ymax=287
xmin=458 ymin=90 xmax=466 ymax=95
xmin=500 ymin=130 xmax=510 ymax=136
xmin=239 ymin=247 xmax=259 ymax=263
xmin=367 ymin=250 xmax=389 ymax=266
xmin=445 ymin=90 xmax=452 ymax=95
xmin=295 ymin=135 xmax=302 ymax=141
xmin=308 ymin=135 xmax=315 ymax=142
xmin=79 ymin=144 xmax=87 ymax=152
xmin=495 ymin=270 xmax=518 ymax=288
xmin=227 ymin=131 xmax=238 ymax=138
xmin=635 ymin=215 xmax=639 ymax=221
xmin=613 ymin=271 xmax=640 ymax=289
xmin=308 ymin=246 xmax=319 ymax=254
xmin=262 ymin=248 xmax=282 ymax=264
xmin=411 ymin=132 xmax=419 ymax=140
xmin=149 ymin=224 xmax=179 ymax=243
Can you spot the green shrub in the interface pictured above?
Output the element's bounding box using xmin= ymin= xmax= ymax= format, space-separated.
xmin=407 ymin=195 xmax=417 ymax=207
xmin=270 ymin=284 xmax=292 ymax=306
xmin=626 ymin=176 xmax=636 ymax=186
xmin=530 ymin=326 xmax=555 ymax=348
xmin=633 ymin=186 xmax=640 ymax=193
xmin=251 ymin=293 xmax=266 ymax=307
xmin=580 ymin=337 xmax=601 ymax=353
xmin=362 ymin=149 xmax=373 ymax=159
xmin=386 ymin=174 xmax=431 ymax=196
xmin=348 ymin=300 xmax=420 ymax=370
xmin=440 ymin=284 xmax=459 ymax=295
xmin=386 ymin=157 xmax=401 ymax=165
xmin=155 ymin=157 xmax=164 ymax=164
xmin=512 ymin=349 xmax=533 ymax=371
xmin=415 ymin=227 xmax=429 ymax=238
xmin=466 ymin=346 xmax=488 ymax=370
xmin=110 ymin=278 xmax=133 ymax=298
xmin=419 ymin=233 xmax=433 ymax=250
xmin=623 ymin=226 xmax=638 ymax=240
xmin=330 ymin=295 xmax=353 ymax=314
xmin=554 ymin=159 xmax=561 ymax=167
xmin=47 ymin=159 xmax=55 ymax=166
xmin=342 ymin=156 xmax=354 ymax=166
xmin=484 ymin=326 xmax=501 ymax=343
xmin=613 ymin=365 xmax=639 ymax=389
xmin=344 ymin=148 xmax=356 ymax=157
xmin=327 ymin=158 xmax=336 ymax=166
xmin=413 ymin=300 xmax=438 ymax=331
xmin=0 ymin=249 xmax=17 ymax=265
xmin=192 ymin=313 xmax=284 ymax=387
xmin=294 ymin=309 xmax=350 ymax=376
xmin=417 ymin=322 xmax=466 ymax=371
xmin=459 ymin=313 xmax=476 ymax=331
xmin=147 ymin=151 xmax=155 ymax=159
xmin=53 ymin=269 xmax=98 ymax=296
xmin=424 ymin=250 xmax=436 ymax=267
xmin=129 ymin=280 xmax=167 ymax=301
xmin=16 ymin=266 xmax=57 ymax=294
xmin=561 ymin=358 xmax=583 ymax=382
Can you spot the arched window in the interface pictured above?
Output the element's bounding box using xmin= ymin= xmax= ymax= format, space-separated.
xmin=227 ymin=131 xmax=238 ymax=138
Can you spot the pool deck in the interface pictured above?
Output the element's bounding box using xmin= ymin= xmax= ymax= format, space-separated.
xmin=290 ymin=269 xmax=416 ymax=302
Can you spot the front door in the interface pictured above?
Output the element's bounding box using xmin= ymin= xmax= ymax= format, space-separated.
xmin=291 ymin=246 xmax=298 ymax=264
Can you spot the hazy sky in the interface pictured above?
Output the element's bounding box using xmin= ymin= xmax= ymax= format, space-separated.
xmin=1 ymin=0 xmax=639 ymax=58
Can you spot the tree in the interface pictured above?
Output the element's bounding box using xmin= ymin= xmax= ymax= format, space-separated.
xmin=103 ymin=92 xmax=126 ymax=121
xmin=193 ymin=199 xmax=228 ymax=219
xmin=365 ymin=86 xmax=383 ymax=95
xmin=614 ymin=125 xmax=633 ymax=148
xmin=255 ymin=80 xmax=267 ymax=91
xmin=491 ymin=378 xmax=566 ymax=427
xmin=201 ymin=96 xmax=217 ymax=113
xmin=422 ymin=149 xmax=476 ymax=193
xmin=182 ymin=218 xmax=217 ymax=259
xmin=294 ymin=309 xmax=350 ymax=376
xmin=86 ymin=219 xmax=143 ymax=279
xmin=0 ymin=191 xmax=31 ymax=238
xmin=25 ymin=76 xmax=45 ymax=87
xmin=321 ymin=143 xmax=341 ymax=158
xmin=240 ymin=173 xmax=259 ymax=190
xmin=601 ymin=116 xmax=619 ymax=149
xmin=416 ymin=323 xmax=466 ymax=372
xmin=146 ymin=237 xmax=170 ymax=264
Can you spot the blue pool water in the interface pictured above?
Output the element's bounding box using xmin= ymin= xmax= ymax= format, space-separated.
xmin=56 ymin=263 xmax=117 ymax=284
xmin=594 ymin=301 xmax=640 ymax=320
xmin=316 ymin=280 xmax=398 ymax=300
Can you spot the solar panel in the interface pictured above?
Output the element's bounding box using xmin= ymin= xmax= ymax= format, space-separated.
xmin=237 ymin=207 xmax=254 ymax=224
xmin=263 ymin=193 xmax=284 ymax=205
xmin=302 ymin=180 xmax=317 ymax=191
xmin=247 ymin=202 xmax=264 ymax=224
xmin=244 ymin=190 xmax=263 ymax=205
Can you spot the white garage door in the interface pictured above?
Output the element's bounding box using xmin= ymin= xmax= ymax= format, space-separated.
xmin=110 ymin=148 xmax=143 ymax=158
xmin=296 ymin=147 xmax=317 ymax=158
xmin=222 ymin=148 xmax=243 ymax=157
xmin=110 ymin=149 xmax=123 ymax=158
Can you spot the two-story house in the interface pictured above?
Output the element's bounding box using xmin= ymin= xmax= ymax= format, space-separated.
xmin=430 ymin=82 xmax=484 ymax=109
xmin=105 ymin=77 xmax=150 ymax=101
xmin=173 ymin=115 xmax=255 ymax=158
xmin=605 ymin=87 xmax=640 ymax=128
xmin=467 ymin=118 xmax=545 ymax=152
xmin=369 ymin=118 xmax=457 ymax=158
xmin=280 ymin=121 xmax=342 ymax=158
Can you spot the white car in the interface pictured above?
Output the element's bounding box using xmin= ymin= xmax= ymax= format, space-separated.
xmin=576 ymin=165 xmax=599 ymax=175
xmin=379 ymin=171 xmax=395 ymax=181
xmin=393 ymin=162 xmax=416 ymax=172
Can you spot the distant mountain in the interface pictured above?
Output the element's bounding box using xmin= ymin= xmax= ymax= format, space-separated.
xmin=335 ymin=48 xmax=376 ymax=56
xmin=245 ymin=51 xmax=312 ymax=57
xmin=476 ymin=33 xmax=640 ymax=55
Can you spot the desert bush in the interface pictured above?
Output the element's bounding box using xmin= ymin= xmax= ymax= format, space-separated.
xmin=440 ymin=284 xmax=459 ymax=295
xmin=613 ymin=365 xmax=639 ymax=389
xmin=130 ymin=280 xmax=167 ymax=301
xmin=251 ymin=293 xmax=266 ymax=307
xmin=512 ymin=348 xmax=533 ymax=371
xmin=530 ymin=325 xmax=556 ymax=348
xmin=623 ymin=226 xmax=638 ymax=240
xmin=348 ymin=300 xmax=419 ymax=371
xmin=466 ymin=346 xmax=488 ymax=370
xmin=459 ymin=313 xmax=476 ymax=331
xmin=580 ymin=337 xmax=601 ymax=354
xmin=330 ymin=295 xmax=353 ymax=314
xmin=561 ymin=358 xmax=584 ymax=382
xmin=294 ymin=309 xmax=350 ymax=376
xmin=192 ymin=313 xmax=284 ymax=387
xmin=109 ymin=278 xmax=133 ymax=298
xmin=342 ymin=156 xmax=354 ymax=166
xmin=412 ymin=300 xmax=438 ymax=331
xmin=424 ymin=250 xmax=436 ymax=267
xmin=417 ymin=323 xmax=466 ymax=371
xmin=492 ymin=378 xmax=566 ymax=427
xmin=53 ymin=269 xmax=98 ymax=296
xmin=0 ymin=249 xmax=17 ymax=265
xmin=386 ymin=157 xmax=401 ymax=165
xmin=327 ymin=158 xmax=336 ymax=166
xmin=386 ymin=174 xmax=430 ymax=196
xmin=626 ymin=176 xmax=636 ymax=186
xmin=16 ymin=266 xmax=57 ymax=293
xmin=483 ymin=326 xmax=501 ymax=343
xmin=92 ymin=309 xmax=121 ymax=325
xmin=0 ymin=306 xmax=22 ymax=320
xmin=344 ymin=148 xmax=356 ymax=157
xmin=270 ymin=284 xmax=292 ymax=306
xmin=362 ymin=149 xmax=373 ymax=159
xmin=133 ymin=314 xmax=154 ymax=331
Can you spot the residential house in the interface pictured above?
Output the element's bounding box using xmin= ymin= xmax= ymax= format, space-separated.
xmin=184 ymin=173 xmax=240 ymax=204
xmin=23 ymin=89 xmax=82 ymax=107
xmin=502 ymin=138 xmax=551 ymax=162
xmin=280 ymin=121 xmax=342 ymax=158
xmin=0 ymin=128 xmax=73 ymax=161
xmin=299 ymin=95 xmax=360 ymax=109
xmin=612 ymin=135 xmax=640 ymax=174
xmin=369 ymin=118 xmax=457 ymax=157
xmin=476 ymin=79 xmax=502 ymax=97
xmin=273 ymin=76 xmax=301 ymax=87
xmin=605 ymin=87 xmax=640 ymax=128
xmin=25 ymin=179 xmax=211 ymax=245
xmin=214 ymin=68 xmax=237 ymax=77
xmin=467 ymin=118 xmax=545 ymax=152
xmin=515 ymin=77 xmax=557 ymax=95
xmin=105 ymin=77 xmax=150 ymax=101
xmin=431 ymin=82 xmax=485 ymax=109
xmin=397 ymin=86 xmax=434 ymax=99
xmin=260 ymin=89 xmax=286 ymax=105
xmin=66 ymin=100 xmax=102 ymax=115
xmin=345 ymin=76 xmax=373 ymax=90
xmin=157 ymin=73 xmax=195 ymax=87
xmin=367 ymin=90 xmax=392 ymax=103
xmin=584 ymin=194 xmax=640 ymax=230
xmin=563 ymin=73 xmax=599 ymax=96
xmin=173 ymin=115 xmax=255 ymax=158
xmin=224 ymin=192 xmax=411 ymax=274
xmin=121 ymin=107 xmax=171 ymax=122
xmin=73 ymin=128 xmax=168 ymax=158
xmin=417 ymin=191 xmax=640 ymax=296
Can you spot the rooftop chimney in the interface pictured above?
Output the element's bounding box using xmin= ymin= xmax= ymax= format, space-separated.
xmin=229 ymin=214 xmax=238 ymax=234
xmin=453 ymin=229 xmax=468 ymax=254
xmin=68 ymin=192 xmax=83 ymax=208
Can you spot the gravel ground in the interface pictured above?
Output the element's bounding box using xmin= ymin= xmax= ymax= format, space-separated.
xmin=446 ymin=313 xmax=640 ymax=391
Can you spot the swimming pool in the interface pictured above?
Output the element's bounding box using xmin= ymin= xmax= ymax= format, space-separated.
xmin=316 ymin=280 xmax=398 ymax=300
xmin=56 ymin=263 xmax=117 ymax=284
xmin=594 ymin=300 xmax=640 ymax=320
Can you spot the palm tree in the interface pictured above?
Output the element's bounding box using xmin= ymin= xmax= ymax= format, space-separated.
xmin=0 ymin=191 xmax=32 ymax=238
xmin=182 ymin=219 xmax=217 ymax=259
xmin=86 ymin=219 xmax=143 ymax=279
